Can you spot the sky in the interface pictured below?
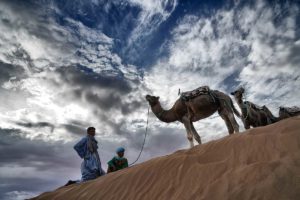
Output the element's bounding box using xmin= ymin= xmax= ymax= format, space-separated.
xmin=0 ymin=0 xmax=299 ymax=199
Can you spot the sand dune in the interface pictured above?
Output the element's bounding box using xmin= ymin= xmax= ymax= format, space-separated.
xmin=32 ymin=117 xmax=300 ymax=200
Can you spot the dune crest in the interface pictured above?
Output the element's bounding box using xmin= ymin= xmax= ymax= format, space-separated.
xmin=32 ymin=117 xmax=300 ymax=200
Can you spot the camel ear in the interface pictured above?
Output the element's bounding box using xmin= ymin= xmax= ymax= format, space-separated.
xmin=156 ymin=96 xmax=160 ymax=100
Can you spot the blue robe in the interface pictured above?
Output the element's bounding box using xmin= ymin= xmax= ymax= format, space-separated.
xmin=74 ymin=135 xmax=105 ymax=181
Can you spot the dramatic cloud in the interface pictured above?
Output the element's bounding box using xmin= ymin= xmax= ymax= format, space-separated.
xmin=0 ymin=0 xmax=299 ymax=199
xmin=0 ymin=128 xmax=79 ymax=199
xmin=125 ymin=0 xmax=178 ymax=64
xmin=145 ymin=0 xmax=300 ymax=138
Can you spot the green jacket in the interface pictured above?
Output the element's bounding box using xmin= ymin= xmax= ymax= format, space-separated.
xmin=107 ymin=156 xmax=128 ymax=171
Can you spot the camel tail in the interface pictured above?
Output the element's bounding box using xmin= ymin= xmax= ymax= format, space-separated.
xmin=230 ymin=98 xmax=241 ymax=118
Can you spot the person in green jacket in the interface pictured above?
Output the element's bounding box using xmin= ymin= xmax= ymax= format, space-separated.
xmin=107 ymin=147 xmax=128 ymax=173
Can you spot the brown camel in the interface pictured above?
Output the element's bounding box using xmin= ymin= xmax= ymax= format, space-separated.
xmin=145 ymin=87 xmax=240 ymax=148
xmin=279 ymin=106 xmax=300 ymax=120
xmin=231 ymin=87 xmax=278 ymax=129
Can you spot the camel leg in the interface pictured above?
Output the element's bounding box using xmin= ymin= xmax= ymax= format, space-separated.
xmin=227 ymin=112 xmax=239 ymax=133
xmin=219 ymin=111 xmax=234 ymax=134
xmin=190 ymin=121 xmax=202 ymax=144
xmin=243 ymin=120 xmax=251 ymax=129
xmin=182 ymin=116 xmax=194 ymax=148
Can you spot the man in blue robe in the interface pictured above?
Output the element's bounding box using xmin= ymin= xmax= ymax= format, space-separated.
xmin=74 ymin=127 xmax=105 ymax=181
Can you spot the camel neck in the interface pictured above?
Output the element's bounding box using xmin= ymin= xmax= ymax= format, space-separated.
xmin=151 ymin=102 xmax=178 ymax=123
xmin=236 ymin=98 xmax=248 ymax=115
xmin=236 ymin=98 xmax=244 ymax=107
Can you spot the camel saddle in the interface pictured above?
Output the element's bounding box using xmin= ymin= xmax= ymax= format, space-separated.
xmin=279 ymin=106 xmax=300 ymax=115
xmin=180 ymin=86 xmax=210 ymax=101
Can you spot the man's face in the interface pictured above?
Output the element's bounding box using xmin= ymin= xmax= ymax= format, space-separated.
xmin=87 ymin=129 xmax=96 ymax=136
xmin=117 ymin=152 xmax=124 ymax=158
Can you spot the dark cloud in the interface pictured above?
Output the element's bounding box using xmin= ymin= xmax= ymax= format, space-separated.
xmin=287 ymin=44 xmax=300 ymax=67
xmin=16 ymin=122 xmax=55 ymax=133
xmin=61 ymin=123 xmax=86 ymax=136
xmin=0 ymin=177 xmax=55 ymax=199
xmin=10 ymin=45 xmax=37 ymax=72
xmin=0 ymin=61 xmax=26 ymax=84
xmin=53 ymin=66 xmax=144 ymax=117
xmin=0 ymin=128 xmax=75 ymax=169
xmin=0 ymin=128 xmax=81 ymax=198
xmin=56 ymin=66 xmax=133 ymax=93
xmin=121 ymin=100 xmax=143 ymax=115
xmin=84 ymin=90 xmax=143 ymax=114
xmin=85 ymin=91 xmax=123 ymax=111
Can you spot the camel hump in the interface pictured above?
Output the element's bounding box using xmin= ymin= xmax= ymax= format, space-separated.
xmin=180 ymin=86 xmax=210 ymax=101
xmin=245 ymin=101 xmax=264 ymax=110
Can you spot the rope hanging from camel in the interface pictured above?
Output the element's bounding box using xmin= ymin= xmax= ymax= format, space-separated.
xmin=129 ymin=106 xmax=150 ymax=166
xmin=243 ymin=102 xmax=250 ymax=120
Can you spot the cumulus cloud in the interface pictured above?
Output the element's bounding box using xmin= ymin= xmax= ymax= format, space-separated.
xmin=0 ymin=0 xmax=145 ymax=142
xmin=0 ymin=1 xmax=76 ymax=72
xmin=0 ymin=0 xmax=186 ymax=198
xmin=0 ymin=0 xmax=299 ymax=198
xmin=237 ymin=1 xmax=300 ymax=111
xmin=144 ymin=0 xmax=300 ymax=141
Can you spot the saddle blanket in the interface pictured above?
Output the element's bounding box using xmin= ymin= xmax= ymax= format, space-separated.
xmin=180 ymin=86 xmax=210 ymax=101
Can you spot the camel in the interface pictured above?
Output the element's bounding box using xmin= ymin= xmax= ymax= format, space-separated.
xmin=230 ymin=87 xmax=278 ymax=129
xmin=145 ymin=86 xmax=241 ymax=148
xmin=279 ymin=106 xmax=300 ymax=120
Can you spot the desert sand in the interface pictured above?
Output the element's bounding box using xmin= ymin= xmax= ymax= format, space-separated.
xmin=32 ymin=117 xmax=300 ymax=200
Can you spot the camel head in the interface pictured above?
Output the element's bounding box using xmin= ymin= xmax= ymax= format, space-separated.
xmin=231 ymin=87 xmax=245 ymax=100
xmin=145 ymin=95 xmax=160 ymax=107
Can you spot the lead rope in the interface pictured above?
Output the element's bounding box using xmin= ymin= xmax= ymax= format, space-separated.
xmin=129 ymin=106 xmax=150 ymax=166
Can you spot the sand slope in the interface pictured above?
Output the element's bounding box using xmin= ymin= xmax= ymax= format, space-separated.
xmin=32 ymin=117 xmax=300 ymax=200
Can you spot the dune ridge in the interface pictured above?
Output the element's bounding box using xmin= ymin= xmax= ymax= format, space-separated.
xmin=32 ymin=117 xmax=300 ymax=200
